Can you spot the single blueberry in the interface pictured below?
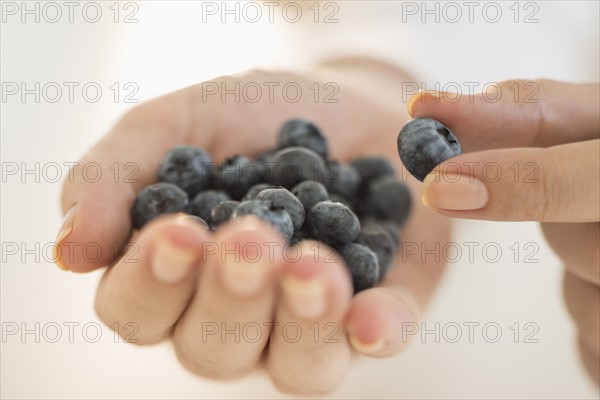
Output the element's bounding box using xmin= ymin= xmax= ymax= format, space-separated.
xmin=361 ymin=217 xmax=402 ymax=248
xmin=337 ymin=242 xmax=380 ymax=293
xmin=325 ymin=161 xmax=361 ymax=201
xmin=255 ymin=187 xmax=305 ymax=231
xmin=308 ymin=201 xmax=360 ymax=245
xmin=210 ymin=200 xmax=240 ymax=229
xmin=291 ymin=180 xmax=329 ymax=212
xmin=398 ymin=118 xmax=462 ymax=181
xmin=130 ymin=182 xmax=189 ymax=229
xmin=232 ymin=200 xmax=294 ymax=242
xmin=189 ymin=190 xmax=231 ymax=225
xmin=278 ymin=118 xmax=328 ymax=160
xmin=363 ymin=176 xmax=412 ymax=226
xmin=265 ymin=147 xmax=327 ymax=189
xmin=357 ymin=226 xmax=395 ymax=281
xmin=213 ymin=155 xmax=263 ymax=200
xmin=157 ymin=146 xmax=213 ymax=197
xmin=328 ymin=193 xmax=356 ymax=214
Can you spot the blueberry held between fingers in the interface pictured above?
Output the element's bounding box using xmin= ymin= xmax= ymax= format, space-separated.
xmin=189 ymin=190 xmax=231 ymax=225
xmin=291 ymin=180 xmax=329 ymax=212
xmin=157 ymin=146 xmax=213 ymax=197
xmin=397 ymin=118 xmax=462 ymax=181
xmin=232 ymin=200 xmax=294 ymax=242
xmin=266 ymin=147 xmax=327 ymax=188
xmin=364 ymin=175 xmax=412 ymax=226
xmin=210 ymin=200 xmax=240 ymax=229
xmin=255 ymin=187 xmax=305 ymax=231
xmin=308 ymin=201 xmax=360 ymax=245
xmin=337 ymin=243 xmax=380 ymax=293
xmin=131 ymin=183 xmax=189 ymax=229
xmin=278 ymin=118 xmax=329 ymax=160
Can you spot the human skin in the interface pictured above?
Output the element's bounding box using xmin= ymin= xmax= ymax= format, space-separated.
xmin=53 ymin=60 xmax=450 ymax=394
xmin=409 ymin=80 xmax=599 ymax=386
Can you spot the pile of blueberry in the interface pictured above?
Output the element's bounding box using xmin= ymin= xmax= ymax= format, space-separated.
xmin=131 ymin=119 xmax=413 ymax=293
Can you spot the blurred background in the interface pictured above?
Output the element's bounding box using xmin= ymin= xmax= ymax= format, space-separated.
xmin=1 ymin=1 xmax=598 ymax=398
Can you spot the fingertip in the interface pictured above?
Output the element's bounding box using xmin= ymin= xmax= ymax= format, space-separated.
xmin=406 ymin=90 xmax=445 ymax=118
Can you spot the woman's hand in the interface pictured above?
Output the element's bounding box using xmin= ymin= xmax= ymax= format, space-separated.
xmin=53 ymin=65 xmax=450 ymax=394
xmin=409 ymin=80 xmax=599 ymax=385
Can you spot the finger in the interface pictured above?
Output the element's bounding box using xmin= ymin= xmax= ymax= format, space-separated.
xmin=172 ymin=217 xmax=285 ymax=379
xmin=407 ymin=80 xmax=600 ymax=151
xmin=542 ymin=222 xmax=600 ymax=285
xmin=344 ymin=284 xmax=419 ymax=358
xmin=563 ymin=272 xmax=600 ymax=357
xmin=420 ymin=140 xmax=600 ymax=222
xmin=267 ymin=241 xmax=353 ymax=395
xmin=54 ymin=87 xmax=208 ymax=272
xmin=94 ymin=214 xmax=209 ymax=344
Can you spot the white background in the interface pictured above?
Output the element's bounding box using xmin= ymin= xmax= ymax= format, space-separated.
xmin=1 ymin=1 xmax=599 ymax=398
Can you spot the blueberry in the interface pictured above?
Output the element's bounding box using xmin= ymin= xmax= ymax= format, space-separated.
xmin=232 ymin=200 xmax=294 ymax=242
xmin=213 ymin=155 xmax=263 ymax=200
xmin=291 ymin=180 xmax=329 ymax=212
xmin=210 ymin=200 xmax=240 ymax=228
xmin=308 ymin=201 xmax=360 ymax=245
xmin=255 ymin=187 xmax=305 ymax=231
xmin=357 ymin=226 xmax=395 ymax=281
xmin=325 ymin=161 xmax=361 ymax=201
xmin=265 ymin=147 xmax=327 ymax=188
xmin=349 ymin=156 xmax=395 ymax=183
xmin=329 ymin=193 xmax=355 ymax=213
xmin=157 ymin=146 xmax=213 ymax=197
xmin=131 ymin=183 xmax=189 ymax=229
xmin=189 ymin=190 xmax=230 ymax=225
xmin=290 ymin=226 xmax=312 ymax=245
xmin=278 ymin=118 xmax=328 ymax=160
xmin=337 ymin=243 xmax=380 ymax=293
xmin=397 ymin=118 xmax=462 ymax=181
xmin=242 ymin=183 xmax=274 ymax=201
xmin=362 ymin=218 xmax=402 ymax=248
xmin=363 ymin=176 xmax=412 ymax=226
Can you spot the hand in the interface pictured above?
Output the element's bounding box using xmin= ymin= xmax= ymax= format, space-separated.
xmin=408 ymin=80 xmax=599 ymax=385
xmin=53 ymin=64 xmax=450 ymax=394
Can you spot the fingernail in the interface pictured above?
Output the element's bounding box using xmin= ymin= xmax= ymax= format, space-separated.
xmin=52 ymin=204 xmax=77 ymax=271
xmin=406 ymin=90 xmax=443 ymax=117
xmin=422 ymin=173 xmax=489 ymax=210
xmin=349 ymin=334 xmax=385 ymax=355
xmin=151 ymin=236 xmax=197 ymax=284
xmin=282 ymin=275 xmax=327 ymax=319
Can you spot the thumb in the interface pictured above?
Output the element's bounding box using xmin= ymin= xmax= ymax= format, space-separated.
xmin=407 ymin=79 xmax=599 ymax=151
xmin=420 ymin=140 xmax=599 ymax=222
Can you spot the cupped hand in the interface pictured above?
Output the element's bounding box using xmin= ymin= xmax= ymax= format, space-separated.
xmin=409 ymin=80 xmax=599 ymax=385
xmin=53 ymin=66 xmax=450 ymax=394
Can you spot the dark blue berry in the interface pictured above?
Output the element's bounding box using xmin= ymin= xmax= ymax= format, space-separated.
xmin=357 ymin=226 xmax=395 ymax=281
xmin=210 ymin=200 xmax=239 ymax=229
xmin=255 ymin=187 xmax=305 ymax=231
xmin=337 ymin=242 xmax=380 ymax=293
xmin=362 ymin=218 xmax=402 ymax=248
xmin=278 ymin=118 xmax=328 ymax=160
xmin=131 ymin=183 xmax=189 ymax=229
xmin=350 ymin=156 xmax=395 ymax=183
xmin=265 ymin=147 xmax=327 ymax=189
xmin=189 ymin=190 xmax=230 ymax=225
xmin=398 ymin=118 xmax=462 ymax=181
xmin=232 ymin=200 xmax=294 ymax=242
xmin=213 ymin=155 xmax=263 ymax=200
xmin=364 ymin=176 xmax=412 ymax=226
xmin=157 ymin=146 xmax=213 ymax=197
xmin=325 ymin=161 xmax=361 ymax=201
xmin=291 ymin=180 xmax=329 ymax=212
xmin=308 ymin=201 xmax=360 ymax=245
